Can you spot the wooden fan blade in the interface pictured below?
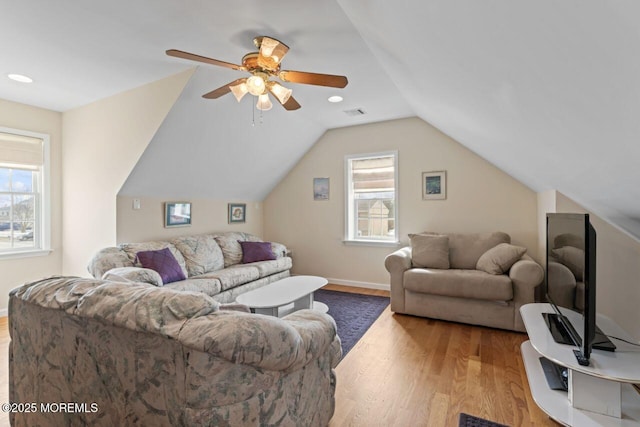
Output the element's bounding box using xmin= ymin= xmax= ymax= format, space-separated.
xmin=282 ymin=96 xmax=301 ymax=110
xmin=166 ymin=49 xmax=245 ymax=71
xmin=202 ymin=78 xmax=246 ymax=99
xmin=279 ymin=70 xmax=348 ymax=88
xmin=256 ymin=36 xmax=289 ymax=70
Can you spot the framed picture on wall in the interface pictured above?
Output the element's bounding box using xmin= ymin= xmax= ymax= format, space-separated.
xmin=165 ymin=202 xmax=192 ymax=227
xmin=422 ymin=171 xmax=446 ymax=200
xmin=313 ymin=177 xmax=330 ymax=200
xmin=228 ymin=203 xmax=246 ymax=224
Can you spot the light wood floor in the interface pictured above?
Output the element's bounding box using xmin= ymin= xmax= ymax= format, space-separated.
xmin=325 ymin=285 xmax=557 ymax=427
xmin=0 ymin=286 xmax=556 ymax=427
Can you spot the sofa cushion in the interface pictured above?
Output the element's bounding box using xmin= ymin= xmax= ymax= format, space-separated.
xmin=197 ymin=266 xmax=260 ymax=291
xmin=409 ymin=234 xmax=450 ymax=269
xmin=230 ymin=257 xmax=292 ymax=278
xmin=476 ymin=243 xmax=526 ymax=275
xmin=403 ymin=268 xmax=513 ymax=301
xmin=426 ymin=231 xmax=510 ymax=269
xmin=163 ymin=278 xmax=223 ymax=296
xmin=239 ymin=241 xmax=276 ymax=263
xmin=120 ymin=241 xmax=189 ymax=278
xmin=172 ymin=234 xmax=224 ymax=276
xmin=136 ymin=247 xmax=187 ymax=285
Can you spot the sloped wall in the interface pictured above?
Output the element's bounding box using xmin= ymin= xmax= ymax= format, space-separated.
xmin=61 ymin=69 xmax=193 ymax=276
xmin=554 ymin=192 xmax=640 ymax=340
xmin=264 ymin=117 xmax=539 ymax=287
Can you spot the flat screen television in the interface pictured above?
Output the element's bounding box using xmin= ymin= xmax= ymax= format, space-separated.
xmin=544 ymin=213 xmax=615 ymax=366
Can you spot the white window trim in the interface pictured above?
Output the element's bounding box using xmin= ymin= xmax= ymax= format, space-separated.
xmin=0 ymin=126 xmax=51 ymax=259
xmin=344 ymin=150 xmax=399 ymax=245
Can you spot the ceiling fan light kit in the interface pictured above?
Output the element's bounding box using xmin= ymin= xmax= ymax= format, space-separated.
xmin=166 ymin=36 xmax=348 ymax=112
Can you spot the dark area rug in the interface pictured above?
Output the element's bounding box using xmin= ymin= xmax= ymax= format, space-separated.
xmin=313 ymin=289 xmax=389 ymax=357
xmin=459 ymin=413 xmax=509 ymax=427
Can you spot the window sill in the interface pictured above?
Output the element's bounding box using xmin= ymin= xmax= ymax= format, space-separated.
xmin=0 ymin=249 xmax=52 ymax=261
xmin=342 ymin=239 xmax=401 ymax=248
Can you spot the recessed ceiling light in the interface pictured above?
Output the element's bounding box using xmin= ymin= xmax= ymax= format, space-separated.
xmin=328 ymin=95 xmax=343 ymax=103
xmin=8 ymin=74 xmax=33 ymax=83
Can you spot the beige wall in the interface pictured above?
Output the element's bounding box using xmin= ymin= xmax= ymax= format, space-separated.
xmin=553 ymin=192 xmax=640 ymax=340
xmin=264 ymin=117 xmax=539 ymax=288
xmin=61 ymin=69 xmax=193 ymax=276
xmin=0 ymin=99 xmax=62 ymax=312
xmin=116 ymin=196 xmax=264 ymax=243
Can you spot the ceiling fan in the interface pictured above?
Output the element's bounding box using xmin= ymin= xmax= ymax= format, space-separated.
xmin=166 ymin=36 xmax=348 ymax=111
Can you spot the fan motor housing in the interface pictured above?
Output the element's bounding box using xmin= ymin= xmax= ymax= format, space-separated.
xmin=242 ymin=52 xmax=279 ymax=74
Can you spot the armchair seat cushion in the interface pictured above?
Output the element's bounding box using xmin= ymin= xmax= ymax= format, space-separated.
xmin=403 ymin=268 xmax=513 ymax=301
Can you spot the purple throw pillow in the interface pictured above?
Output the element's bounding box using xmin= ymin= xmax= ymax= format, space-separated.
xmin=239 ymin=241 xmax=276 ymax=263
xmin=136 ymin=247 xmax=186 ymax=285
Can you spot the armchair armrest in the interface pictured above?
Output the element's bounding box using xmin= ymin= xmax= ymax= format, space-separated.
xmin=101 ymin=266 xmax=163 ymax=287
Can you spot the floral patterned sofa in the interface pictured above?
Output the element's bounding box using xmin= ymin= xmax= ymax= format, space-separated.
xmin=87 ymin=232 xmax=292 ymax=303
xmin=9 ymin=276 xmax=341 ymax=426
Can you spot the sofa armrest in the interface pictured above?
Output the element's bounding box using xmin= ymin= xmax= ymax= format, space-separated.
xmin=384 ymin=246 xmax=412 ymax=273
xmin=270 ymin=241 xmax=288 ymax=258
xmin=509 ymin=255 xmax=544 ymax=290
xmin=87 ymin=247 xmax=134 ymax=279
xmin=101 ymin=267 xmax=163 ymax=287
xmin=178 ymin=309 xmax=340 ymax=372
xmin=509 ymin=255 xmax=544 ymax=331
xmin=384 ymin=247 xmax=412 ymax=312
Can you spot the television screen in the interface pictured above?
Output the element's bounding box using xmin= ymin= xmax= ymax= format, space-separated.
xmin=545 ymin=213 xmax=615 ymax=365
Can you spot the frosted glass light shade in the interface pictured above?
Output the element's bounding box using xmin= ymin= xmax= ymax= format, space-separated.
xmin=269 ymin=82 xmax=292 ymax=104
xmin=247 ymin=75 xmax=266 ymax=96
xmin=230 ymin=82 xmax=248 ymax=102
xmin=256 ymin=94 xmax=273 ymax=111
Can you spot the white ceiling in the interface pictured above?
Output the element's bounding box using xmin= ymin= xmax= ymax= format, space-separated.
xmin=3 ymin=1 xmax=640 ymax=238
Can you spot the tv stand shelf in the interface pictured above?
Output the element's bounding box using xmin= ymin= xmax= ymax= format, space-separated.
xmin=521 ymin=303 xmax=640 ymax=426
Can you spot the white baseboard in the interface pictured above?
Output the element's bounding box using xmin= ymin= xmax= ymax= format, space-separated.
xmin=326 ymin=278 xmax=390 ymax=291
xmin=0 ymin=308 xmax=7 ymax=318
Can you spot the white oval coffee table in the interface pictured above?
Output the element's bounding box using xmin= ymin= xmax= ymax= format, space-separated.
xmin=236 ymin=275 xmax=329 ymax=317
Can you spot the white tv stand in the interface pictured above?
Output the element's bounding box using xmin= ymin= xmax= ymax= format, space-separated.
xmin=520 ymin=304 xmax=640 ymax=426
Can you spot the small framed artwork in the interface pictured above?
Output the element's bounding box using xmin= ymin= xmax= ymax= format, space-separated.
xmin=228 ymin=203 xmax=246 ymax=224
xmin=313 ymin=177 xmax=330 ymax=201
xmin=422 ymin=171 xmax=447 ymax=200
xmin=165 ymin=202 xmax=191 ymax=227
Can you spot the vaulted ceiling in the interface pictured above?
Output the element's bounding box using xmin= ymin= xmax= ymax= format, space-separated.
xmin=3 ymin=1 xmax=640 ymax=238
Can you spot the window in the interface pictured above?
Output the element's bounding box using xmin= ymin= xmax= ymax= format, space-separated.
xmin=345 ymin=151 xmax=398 ymax=243
xmin=0 ymin=128 xmax=50 ymax=257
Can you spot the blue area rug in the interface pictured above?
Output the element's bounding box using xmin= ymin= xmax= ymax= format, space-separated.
xmin=459 ymin=413 xmax=509 ymax=427
xmin=313 ymin=289 xmax=389 ymax=357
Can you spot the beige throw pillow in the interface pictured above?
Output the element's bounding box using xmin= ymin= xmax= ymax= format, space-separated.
xmin=476 ymin=243 xmax=527 ymax=275
xmin=409 ymin=234 xmax=450 ymax=269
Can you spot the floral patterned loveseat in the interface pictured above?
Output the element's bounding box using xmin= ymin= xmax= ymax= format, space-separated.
xmin=9 ymin=276 xmax=341 ymax=426
xmin=87 ymin=231 xmax=291 ymax=303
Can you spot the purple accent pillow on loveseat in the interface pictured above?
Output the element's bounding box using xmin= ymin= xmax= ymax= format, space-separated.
xmin=239 ymin=241 xmax=276 ymax=263
xmin=136 ymin=247 xmax=186 ymax=284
